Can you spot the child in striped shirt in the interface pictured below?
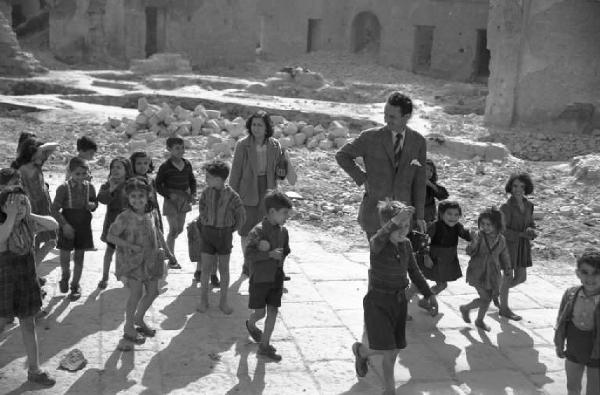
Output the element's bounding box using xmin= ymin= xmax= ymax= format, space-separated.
xmin=197 ymin=160 xmax=245 ymax=315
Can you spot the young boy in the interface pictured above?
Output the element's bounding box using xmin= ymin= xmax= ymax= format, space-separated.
xmin=155 ymin=136 xmax=197 ymax=269
xmin=352 ymin=199 xmax=437 ymax=395
xmin=197 ymin=160 xmax=245 ymax=314
xmin=52 ymin=158 xmax=98 ymax=300
xmin=65 ymin=136 xmax=98 ymax=181
xmin=245 ymin=190 xmax=292 ymax=362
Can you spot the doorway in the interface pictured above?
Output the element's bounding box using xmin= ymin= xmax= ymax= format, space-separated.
xmin=474 ymin=29 xmax=490 ymax=79
xmin=351 ymin=11 xmax=381 ymax=54
xmin=145 ymin=7 xmax=166 ymax=57
xmin=307 ymin=18 xmax=322 ymax=53
xmin=11 ymin=5 xmax=26 ymax=28
xmin=412 ymin=25 xmax=434 ymax=73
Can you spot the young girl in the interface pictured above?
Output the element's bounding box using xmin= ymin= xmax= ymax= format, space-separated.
xmin=459 ymin=207 xmax=511 ymax=332
xmin=107 ymin=177 xmax=175 ymax=350
xmin=422 ymin=200 xmax=471 ymax=296
xmin=51 ymin=158 xmax=98 ymax=300
xmin=424 ymin=159 xmax=449 ymax=224
xmin=555 ymin=248 xmax=600 ymax=395
xmin=130 ymin=151 xmax=163 ymax=232
xmin=0 ymin=186 xmax=58 ymax=386
xmin=11 ymin=137 xmax=58 ymax=273
xmin=499 ymin=173 xmax=537 ymax=321
xmin=97 ymin=157 xmax=132 ymax=290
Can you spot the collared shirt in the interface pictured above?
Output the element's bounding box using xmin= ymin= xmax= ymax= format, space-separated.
xmin=198 ymin=185 xmax=246 ymax=229
xmin=52 ymin=180 xmax=97 ymax=211
xmin=572 ymin=290 xmax=600 ymax=331
xmin=245 ymin=217 xmax=291 ymax=283
xmin=390 ymin=128 xmax=405 ymax=152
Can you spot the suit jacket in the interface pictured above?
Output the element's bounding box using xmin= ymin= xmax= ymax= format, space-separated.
xmin=335 ymin=125 xmax=427 ymax=234
xmin=229 ymin=136 xmax=283 ymax=207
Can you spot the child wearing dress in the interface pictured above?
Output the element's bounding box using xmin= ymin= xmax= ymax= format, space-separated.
xmin=107 ymin=177 xmax=175 ymax=349
xmin=554 ymin=248 xmax=600 ymax=395
xmin=422 ymin=200 xmax=471 ymax=295
xmin=499 ymin=173 xmax=537 ymax=321
xmin=197 ymin=160 xmax=245 ymax=315
xmin=245 ymin=190 xmax=292 ymax=362
xmin=11 ymin=137 xmax=58 ymax=271
xmin=97 ymin=157 xmax=133 ymax=290
xmin=459 ymin=207 xmax=511 ymax=332
xmin=352 ymin=200 xmax=437 ymax=395
xmin=155 ymin=136 xmax=197 ymax=269
xmin=52 ymin=158 xmax=98 ymax=300
xmin=424 ymin=159 xmax=449 ymax=224
xmin=0 ymin=186 xmax=59 ymax=386
xmin=130 ymin=151 xmax=163 ymax=232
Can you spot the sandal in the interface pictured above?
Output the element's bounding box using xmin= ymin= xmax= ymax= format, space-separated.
xmin=352 ymin=342 xmax=368 ymax=377
xmin=135 ymin=325 xmax=157 ymax=337
xmin=245 ymin=320 xmax=262 ymax=343
xmin=168 ymin=260 xmax=181 ymax=269
xmin=27 ymin=370 xmax=56 ymax=387
xmin=499 ymin=308 xmax=522 ymax=321
xmin=123 ymin=332 xmax=146 ymax=344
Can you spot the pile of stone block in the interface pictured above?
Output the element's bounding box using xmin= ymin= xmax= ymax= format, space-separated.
xmin=130 ymin=53 xmax=192 ymax=75
xmin=104 ymin=97 xmax=354 ymax=155
xmin=0 ymin=11 xmax=46 ymax=76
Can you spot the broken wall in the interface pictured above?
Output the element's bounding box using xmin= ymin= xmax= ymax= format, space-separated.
xmin=0 ymin=9 xmax=46 ymax=75
xmin=486 ymin=0 xmax=600 ymax=127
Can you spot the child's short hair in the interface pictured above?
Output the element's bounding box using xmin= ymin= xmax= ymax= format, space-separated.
xmin=577 ymin=248 xmax=600 ymax=272
xmin=245 ymin=110 xmax=274 ymax=140
xmin=477 ymin=206 xmax=504 ymax=232
xmin=264 ymin=190 xmax=293 ymax=212
xmin=202 ymin=159 xmax=230 ymax=180
xmin=130 ymin=151 xmax=155 ymax=174
xmin=76 ymin=136 xmax=98 ymax=153
xmin=0 ymin=185 xmax=27 ymax=223
xmin=377 ymin=199 xmax=413 ymax=224
xmin=505 ymin=172 xmax=534 ymax=195
xmin=0 ymin=168 xmax=21 ymax=186
xmin=438 ymin=200 xmax=462 ymax=218
xmin=68 ymin=157 xmax=89 ymax=172
xmin=109 ymin=157 xmax=133 ymax=178
xmin=166 ymin=136 xmax=184 ymax=148
xmin=425 ymin=158 xmax=438 ymax=182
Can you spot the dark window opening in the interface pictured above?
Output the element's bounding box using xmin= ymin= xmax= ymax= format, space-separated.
xmin=307 ymin=18 xmax=322 ymax=53
xmin=413 ymin=25 xmax=435 ymax=73
xmin=11 ymin=5 xmax=26 ymax=28
xmin=474 ymin=29 xmax=490 ymax=79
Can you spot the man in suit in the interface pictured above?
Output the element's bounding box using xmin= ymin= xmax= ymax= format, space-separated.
xmin=336 ymin=92 xmax=427 ymax=239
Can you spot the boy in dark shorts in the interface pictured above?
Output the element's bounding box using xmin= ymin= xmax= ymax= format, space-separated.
xmin=197 ymin=160 xmax=245 ymax=315
xmin=245 ymin=190 xmax=292 ymax=362
xmin=352 ymin=199 xmax=437 ymax=395
xmin=156 ymin=136 xmax=197 ymax=269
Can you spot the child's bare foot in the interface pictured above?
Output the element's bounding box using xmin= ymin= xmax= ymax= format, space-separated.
xmin=475 ymin=319 xmax=491 ymax=332
xmin=134 ymin=320 xmax=156 ymax=337
xmin=459 ymin=305 xmax=471 ymax=323
xmin=219 ymin=303 xmax=233 ymax=315
xmin=197 ymin=299 xmax=209 ymax=313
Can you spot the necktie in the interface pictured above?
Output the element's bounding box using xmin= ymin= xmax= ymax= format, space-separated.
xmin=393 ymin=132 xmax=403 ymax=165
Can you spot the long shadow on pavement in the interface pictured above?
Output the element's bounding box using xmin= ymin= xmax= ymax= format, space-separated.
xmin=63 ymin=349 xmax=136 ymax=394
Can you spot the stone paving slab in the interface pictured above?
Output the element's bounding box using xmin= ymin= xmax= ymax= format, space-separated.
xmin=0 ymin=217 xmax=580 ymax=394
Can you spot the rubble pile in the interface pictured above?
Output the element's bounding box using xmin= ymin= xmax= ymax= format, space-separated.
xmin=103 ymin=98 xmax=356 ymax=155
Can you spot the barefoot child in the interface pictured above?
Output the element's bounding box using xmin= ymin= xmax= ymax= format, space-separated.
xmin=107 ymin=177 xmax=175 ymax=348
xmin=197 ymin=160 xmax=245 ymax=314
xmin=0 ymin=186 xmax=58 ymax=386
xmin=352 ymin=200 xmax=437 ymax=395
xmin=155 ymin=136 xmax=196 ymax=269
xmin=97 ymin=157 xmax=132 ymax=289
xmin=52 ymin=158 xmax=98 ymax=299
xmin=499 ymin=172 xmax=537 ymax=321
xmin=245 ymin=190 xmax=292 ymax=362
xmin=459 ymin=207 xmax=511 ymax=332
xmin=424 ymin=159 xmax=449 ymax=224
xmin=554 ymin=248 xmax=600 ymax=395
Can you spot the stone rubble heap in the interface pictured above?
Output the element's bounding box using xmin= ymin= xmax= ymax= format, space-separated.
xmin=0 ymin=11 xmax=46 ymax=76
xmin=103 ymin=97 xmax=355 ymax=155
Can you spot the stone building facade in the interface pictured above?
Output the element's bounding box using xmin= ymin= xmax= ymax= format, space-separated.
xmin=0 ymin=9 xmax=46 ymax=75
xmin=485 ymin=0 xmax=600 ymax=127
xmin=258 ymin=0 xmax=490 ymax=81
xmin=0 ymin=0 xmax=43 ymax=28
xmin=49 ymin=0 xmax=258 ymax=67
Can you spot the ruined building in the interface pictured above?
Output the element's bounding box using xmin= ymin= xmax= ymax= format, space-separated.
xmin=0 ymin=8 xmax=46 ymax=76
xmin=49 ymin=0 xmax=258 ymax=67
xmin=258 ymin=0 xmax=490 ymax=82
xmin=485 ymin=0 xmax=600 ymax=128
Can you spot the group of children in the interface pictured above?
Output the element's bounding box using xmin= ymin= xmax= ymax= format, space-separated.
xmin=0 ymin=129 xmax=598 ymax=394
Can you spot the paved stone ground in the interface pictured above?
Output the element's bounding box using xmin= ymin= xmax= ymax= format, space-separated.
xmin=0 ymin=202 xmax=581 ymax=395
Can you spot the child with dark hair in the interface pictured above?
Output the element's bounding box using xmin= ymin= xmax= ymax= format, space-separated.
xmin=130 ymin=151 xmax=163 ymax=232
xmin=0 ymin=186 xmax=59 ymax=386
xmin=0 ymin=168 xmax=22 ymax=188
xmin=424 ymin=159 xmax=449 ymax=223
xmin=65 ymin=135 xmax=98 ymax=181
xmin=421 ymin=200 xmax=471 ymax=296
xmin=107 ymin=177 xmax=175 ymax=350
xmin=459 ymin=206 xmax=511 ymax=331
xmin=52 ymin=158 xmax=98 ymax=299
xmin=97 ymin=157 xmax=133 ymax=290
xmin=555 ymin=248 xmax=600 ymax=395
xmin=498 ymin=172 xmax=537 ymax=321
xmin=197 ymin=160 xmax=245 ymax=314
xmin=245 ymin=190 xmax=292 ymax=361
xmin=351 ymin=199 xmax=436 ymax=395
xmin=155 ymin=136 xmax=197 ymax=269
